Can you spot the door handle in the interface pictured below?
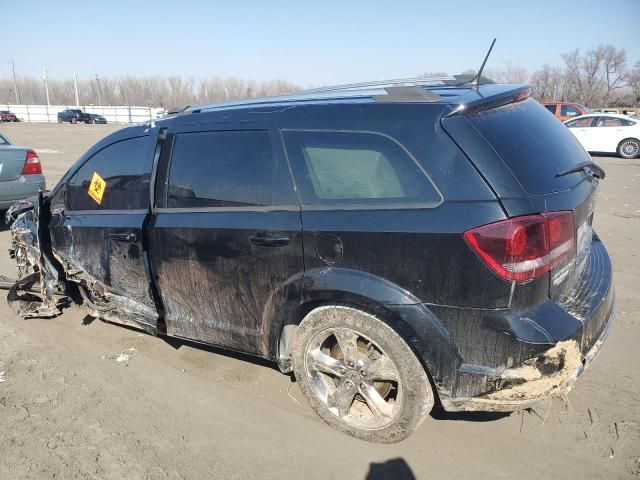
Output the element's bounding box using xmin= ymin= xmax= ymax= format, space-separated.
xmin=109 ymin=232 xmax=138 ymax=243
xmin=249 ymin=235 xmax=290 ymax=247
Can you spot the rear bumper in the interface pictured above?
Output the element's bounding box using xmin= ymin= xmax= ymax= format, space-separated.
xmin=441 ymin=296 xmax=614 ymax=412
xmin=425 ymin=236 xmax=615 ymax=412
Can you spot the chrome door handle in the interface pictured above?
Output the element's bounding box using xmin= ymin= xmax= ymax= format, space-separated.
xmin=249 ymin=235 xmax=290 ymax=247
xmin=109 ymin=232 xmax=138 ymax=243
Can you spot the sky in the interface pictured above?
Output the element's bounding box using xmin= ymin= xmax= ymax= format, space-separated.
xmin=2 ymin=0 xmax=640 ymax=87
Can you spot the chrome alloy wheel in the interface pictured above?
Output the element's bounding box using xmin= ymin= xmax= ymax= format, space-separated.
xmin=304 ymin=327 xmax=402 ymax=429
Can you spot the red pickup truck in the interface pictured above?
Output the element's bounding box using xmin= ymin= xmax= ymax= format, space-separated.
xmin=0 ymin=110 xmax=20 ymax=122
xmin=541 ymin=102 xmax=592 ymax=121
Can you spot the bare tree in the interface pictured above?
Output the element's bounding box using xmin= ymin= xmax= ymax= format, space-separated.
xmin=530 ymin=64 xmax=569 ymax=101
xmin=601 ymin=45 xmax=627 ymax=106
xmin=627 ymin=62 xmax=640 ymax=107
xmin=487 ymin=62 xmax=528 ymax=84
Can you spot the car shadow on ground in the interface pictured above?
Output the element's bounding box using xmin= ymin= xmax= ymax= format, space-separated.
xmin=81 ymin=313 xmax=281 ymax=371
xmin=430 ymin=406 xmax=510 ymax=422
xmin=366 ymin=458 xmax=416 ymax=480
xmin=160 ymin=334 xmax=280 ymax=371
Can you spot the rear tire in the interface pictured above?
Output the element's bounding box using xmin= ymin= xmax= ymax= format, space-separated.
xmin=617 ymin=138 xmax=640 ymax=159
xmin=292 ymin=305 xmax=434 ymax=443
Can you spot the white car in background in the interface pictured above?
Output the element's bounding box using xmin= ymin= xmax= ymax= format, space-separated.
xmin=564 ymin=114 xmax=640 ymax=159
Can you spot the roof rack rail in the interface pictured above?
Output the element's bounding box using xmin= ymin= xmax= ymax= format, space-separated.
xmin=300 ymin=76 xmax=456 ymax=94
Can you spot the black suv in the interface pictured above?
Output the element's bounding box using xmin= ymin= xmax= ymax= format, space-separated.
xmin=57 ymin=109 xmax=92 ymax=124
xmin=8 ymin=78 xmax=615 ymax=443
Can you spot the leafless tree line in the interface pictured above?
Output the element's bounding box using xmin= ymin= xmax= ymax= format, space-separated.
xmin=0 ymin=74 xmax=301 ymax=108
xmin=488 ymin=45 xmax=638 ymax=107
xmin=3 ymin=44 xmax=639 ymax=108
xmin=428 ymin=45 xmax=637 ymax=107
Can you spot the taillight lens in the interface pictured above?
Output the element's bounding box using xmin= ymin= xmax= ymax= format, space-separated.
xmin=22 ymin=150 xmax=42 ymax=175
xmin=464 ymin=211 xmax=575 ymax=282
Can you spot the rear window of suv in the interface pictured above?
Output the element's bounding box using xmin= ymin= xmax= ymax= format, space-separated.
xmin=467 ymin=99 xmax=593 ymax=195
xmin=283 ymin=130 xmax=442 ymax=207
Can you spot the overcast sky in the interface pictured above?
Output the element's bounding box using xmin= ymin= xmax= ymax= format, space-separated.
xmin=3 ymin=0 xmax=640 ymax=86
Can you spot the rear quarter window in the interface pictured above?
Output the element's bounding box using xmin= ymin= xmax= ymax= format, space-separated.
xmin=283 ymin=130 xmax=442 ymax=207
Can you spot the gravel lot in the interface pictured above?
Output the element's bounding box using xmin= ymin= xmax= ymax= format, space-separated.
xmin=0 ymin=122 xmax=638 ymax=479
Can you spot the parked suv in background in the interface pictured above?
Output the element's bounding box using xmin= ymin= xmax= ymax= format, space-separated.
xmin=542 ymin=101 xmax=592 ymax=121
xmin=57 ymin=109 xmax=92 ymax=124
xmin=7 ymin=77 xmax=614 ymax=443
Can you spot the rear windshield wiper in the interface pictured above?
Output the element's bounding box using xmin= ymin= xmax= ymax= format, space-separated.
xmin=556 ymin=161 xmax=605 ymax=180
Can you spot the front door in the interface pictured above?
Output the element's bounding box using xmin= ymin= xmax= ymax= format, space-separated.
xmin=148 ymin=122 xmax=303 ymax=357
xmin=49 ymin=131 xmax=159 ymax=333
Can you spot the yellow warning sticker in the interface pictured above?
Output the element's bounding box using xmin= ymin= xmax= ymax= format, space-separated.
xmin=88 ymin=172 xmax=106 ymax=205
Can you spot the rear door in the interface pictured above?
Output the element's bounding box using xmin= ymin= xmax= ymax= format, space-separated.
xmin=50 ymin=131 xmax=159 ymax=333
xmin=566 ymin=116 xmax=596 ymax=151
xmin=148 ymin=122 xmax=303 ymax=357
xmin=591 ymin=116 xmax=630 ymax=153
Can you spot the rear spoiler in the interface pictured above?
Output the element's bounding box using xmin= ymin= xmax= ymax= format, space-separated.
xmin=445 ymin=85 xmax=532 ymax=118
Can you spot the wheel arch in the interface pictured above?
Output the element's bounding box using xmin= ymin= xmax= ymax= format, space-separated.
xmin=273 ymin=267 xmax=462 ymax=402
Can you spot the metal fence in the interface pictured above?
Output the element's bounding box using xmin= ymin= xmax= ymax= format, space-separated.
xmin=0 ymin=104 xmax=165 ymax=124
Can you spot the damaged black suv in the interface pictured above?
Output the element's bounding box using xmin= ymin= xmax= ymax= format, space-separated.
xmin=6 ymin=77 xmax=615 ymax=443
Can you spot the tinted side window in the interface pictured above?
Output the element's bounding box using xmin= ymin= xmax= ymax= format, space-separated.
xmin=284 ymin=130 xmax=441 ymax=206
xmin=594 ymin=117 xmax=627 ymax=127
xmin=68 ymin=136 xmax=153 ymax=211
xmin=167 ymin=130 xmax=294 ymax=208
xmin=561 ymin=105 xmax=581 ymax=117
xmin=544 ymin=105 xmax=557 ymax=114
xmin=567 ymin=117 xmax=593 ymax=128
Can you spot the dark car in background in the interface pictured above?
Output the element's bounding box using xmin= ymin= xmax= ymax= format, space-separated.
xmin=8 ymin=77 xmax=614 ymax=443
xmin=0 ymin=110 xmax=19 ymax=122
xmin=57 ymin=109 xmax=92 ymax=124
xmin=87 ymin=114 xmax=107 ymax=124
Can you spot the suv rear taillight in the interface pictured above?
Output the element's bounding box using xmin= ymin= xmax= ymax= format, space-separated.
xmin=22 ymin=150 xmax=42 ymax=175
xmin=464 ymin=211 xmax=575 ymax=282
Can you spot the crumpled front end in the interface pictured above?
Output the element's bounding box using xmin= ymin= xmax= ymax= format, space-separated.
xmin=4 ymin=194 xmax=67 ymax=318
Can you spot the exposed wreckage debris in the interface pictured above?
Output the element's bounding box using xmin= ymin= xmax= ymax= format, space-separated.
xmin=3 ymin=194 xmax=157 ymax=332
xmin=3 ymin=195 xmax=69 ymax=318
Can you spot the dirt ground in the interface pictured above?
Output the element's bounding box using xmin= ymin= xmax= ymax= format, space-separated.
xmin=0 ymin=122 xmax=638 ymax=479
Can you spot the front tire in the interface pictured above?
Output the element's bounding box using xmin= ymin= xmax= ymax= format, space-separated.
xmin=617 ymin=138 xmax=640 ymax=159
xmin=292 ymin=305 xmax=434 ymax=443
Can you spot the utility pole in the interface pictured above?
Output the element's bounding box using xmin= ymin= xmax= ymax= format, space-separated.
xmin=43 ymin=64 xmax=50 ymax=106
xmin=73 ymin=72 xmax=80 ymax=106
xmin=10 ymin=58 xmax=20 ymax=104
xmin=95 ymin=74 xmax=102 ymax=106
